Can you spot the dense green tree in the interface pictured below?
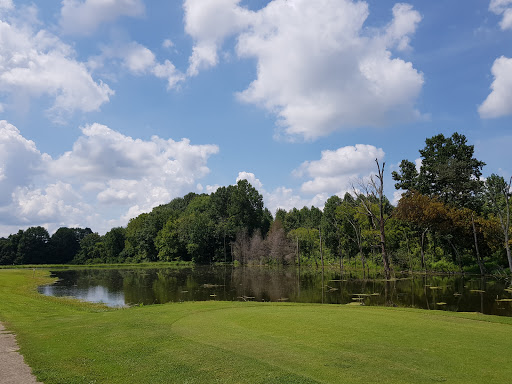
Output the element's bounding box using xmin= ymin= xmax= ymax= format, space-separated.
xmin=227 ymin=179 xmax=265 ymax=237
xmin=300 ymin=206 xmax=322 ymax=229
xmin=393 ymin=133 xmax=485 ymax=209
xmin=395 ymin=191 xmax=449 ymax=270
xmin=0 ymin=238 xmax=11 ymax=265
xmin=74 ymin=233 xmax=103 ymax=264
xmin=179 ymin=195 xmax=216 ymax=263
xmin=49 ymin=227 xmax=92 ymax=264
xmin=124 ymin=213 xmax=163 ymax=262
xmin=289 ymin=227 xmax=320 ymax=267
xmin=103 ymin=227 xmax=126 ymax=262
xmin=322 ymin=195 xmax=342 ymax=262
xmin=283 ymin=208 xmax=301 ymax=232
xmin=275 ymin=208 xmax=287 ymax=226
xmin=393 ymin=160 xmax=419 ymax=192
xmin=15 ymin=226 xmax=50 ymax=264
xmin=336 ymin=194 xmax=370 ymax=271
xmin=155 ymin=218 xmax=185 ymax=262
xmin=0 ymin=231 xmax=23 ymax=265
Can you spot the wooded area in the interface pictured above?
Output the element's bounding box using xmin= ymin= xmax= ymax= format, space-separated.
xmin=1 ymin=133 xmax=511 ymax=275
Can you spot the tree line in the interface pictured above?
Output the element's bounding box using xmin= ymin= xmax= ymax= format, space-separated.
xmin=1 ymin=133 xmax=511 ymax=276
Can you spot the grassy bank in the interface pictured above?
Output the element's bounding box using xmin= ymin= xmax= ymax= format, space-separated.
xmin=0 ymin=269 xmax=511 ymax=383
xmin=0 ymin=261 xmax=194 ymax=270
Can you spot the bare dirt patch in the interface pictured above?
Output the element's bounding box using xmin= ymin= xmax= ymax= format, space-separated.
xmin=0 ymin=322 xmax=41 ymax=384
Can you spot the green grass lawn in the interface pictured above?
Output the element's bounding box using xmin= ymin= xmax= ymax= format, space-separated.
xmin=1 ymin=269 xmax=511 ymax=383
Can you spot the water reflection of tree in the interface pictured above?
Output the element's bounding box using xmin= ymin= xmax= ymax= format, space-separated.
xmin=49 ymin=268 xmax=512 ymax=316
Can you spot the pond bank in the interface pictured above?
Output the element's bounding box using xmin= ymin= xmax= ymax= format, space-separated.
xmin=2 ymin=269 xmax=512 ymax=383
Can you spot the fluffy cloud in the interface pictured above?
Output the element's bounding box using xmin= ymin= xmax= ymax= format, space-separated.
xmin=49 ymin=123 xmax=219 ymax=202
xmin=184 ymin=0 xmax=424 ymax=139
xmin=122 ymin=43 xmax=156 ymax=74
xmin=297 ymin=145 xmax=385 ymax=195
xmin=184 ymin=0 xmax=251 ymax=76
xmin=236 ymin=171 xmax=263 ymax=190
xmin=0 ymin=121 xmax=219 ymax=236
xmin=162 ymin=39 xmax=174 ymax=49
xmin=384 ymin=3 xmax=422 ymax=51
xmin=0 ymin=0 xmax=13 ymax=11
xmin=92 ymin=41 xmax=185 ymax=89
xmin=0 ymin=12 xmax=113 ymax=121
xmin=489 ymin=0 xmax=512 ymax=30
xmin=0 ymin=121 xmax=48 ymax=206
xmin=60 ymin=0 xmax=145 ymax=35
xmin=12 ymin=182 xmax=86 ymax=225
xmin=479 ymin=56 xmax=512 ymax=118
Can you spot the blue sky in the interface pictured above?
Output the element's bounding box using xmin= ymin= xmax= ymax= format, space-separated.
xmin=1 ymin=0 xmax=511 ymax=236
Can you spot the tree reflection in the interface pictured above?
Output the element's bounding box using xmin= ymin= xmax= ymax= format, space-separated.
xmin=41 ymin=267 xmax=512 ymax=316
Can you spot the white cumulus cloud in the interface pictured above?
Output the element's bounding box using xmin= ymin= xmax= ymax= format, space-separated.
xmin=0 ymin=120 xmax=48 ymax=206
xmin=0 ymin=121 xmax=219 ymax=236
xmin=479 ymin=56 xmax=512 ymax=118
xmin=92 ymin=41 xmax=185 ymax=89
xmin=184 ymin=0 xmax=424 ymax=140
xmin=0 ymin=0 xmax=13 ymax=11
xmin=297 ymin=145 xmax=385 ymax=195
xmin=236 ymin=171 xmax=263 ymax=190
xmin=0 ymin=13 xmax=113 ymax=121
xmin=184 ymin=0 xmax=251 ymax=76
xmin=13 ymin=182 xmax=86 ymax=225
xmin=60 ymin=0 xmax=145 ymax=35
xmin=489 ymin=0 xmax=512 ymax=30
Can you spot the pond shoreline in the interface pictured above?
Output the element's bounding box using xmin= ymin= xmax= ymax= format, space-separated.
xmin=38 ymin=265 xmax=512 ymax=316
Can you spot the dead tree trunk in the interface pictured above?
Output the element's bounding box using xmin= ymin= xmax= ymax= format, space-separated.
xmin=420 ymin=228 xmax=428 ymax=272
xmin=354 ymin=159 xmax=391 ymax=279
xmin=376 ymin=161 xmax=391 ymax=279
xmin=471 ymin=213 xmax=486 ymax=276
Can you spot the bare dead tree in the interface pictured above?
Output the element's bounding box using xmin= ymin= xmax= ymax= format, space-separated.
xmin=232 ymin=229 xmax=250 ymax=265
xmin=353 ymin=159 xmax=392 ymax=280
xmin=471 ymin=212 xmax=486 ymax=275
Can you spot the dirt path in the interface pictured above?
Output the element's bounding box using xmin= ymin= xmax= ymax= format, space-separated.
xmin=0 ymin=322 xmax=42 ymax=384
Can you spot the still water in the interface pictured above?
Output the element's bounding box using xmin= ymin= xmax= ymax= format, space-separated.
xmin=38 ymin=266 xmax=512 ymax=316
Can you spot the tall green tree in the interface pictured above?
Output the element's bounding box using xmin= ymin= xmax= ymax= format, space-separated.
xmin=15 ymin=226 xmax=50 ymax=264
xmin=335 ymin=194 xmax=364 ymax=270
xmin=227 ymin=179 xmax=265 ymax=237
xmin=74 ymin=232 xmax=103 ymax=264
xmin=0 ymin=231 xmax=23 ymax=265
xmin=103 ymin=227 xmax=126 ymax=262
xmin=322 ymin=195 xmax=342 ymax=260
xmin=49 ymin=227 xmax=92 ymax=264
xmin=393 ymin=133 xmax=485 ymax=209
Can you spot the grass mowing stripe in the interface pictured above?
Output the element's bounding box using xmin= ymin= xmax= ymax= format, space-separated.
xmin=0 ymin=269 xmax=511 ymax=383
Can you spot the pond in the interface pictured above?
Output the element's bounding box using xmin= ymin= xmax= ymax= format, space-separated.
xmin=38 ymin=266 xmax=512 ymax=316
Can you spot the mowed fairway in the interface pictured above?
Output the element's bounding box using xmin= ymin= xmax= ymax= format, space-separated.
xmin=1 ymin=269 xmax=511 ymax=383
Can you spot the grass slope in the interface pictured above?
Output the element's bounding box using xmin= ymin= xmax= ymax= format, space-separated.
xmin=0 ymin=269 xmax=511 ymax=383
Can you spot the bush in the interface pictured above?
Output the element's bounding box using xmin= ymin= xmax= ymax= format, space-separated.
xmin=429 ymin=259 xmax=459 ymax=273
